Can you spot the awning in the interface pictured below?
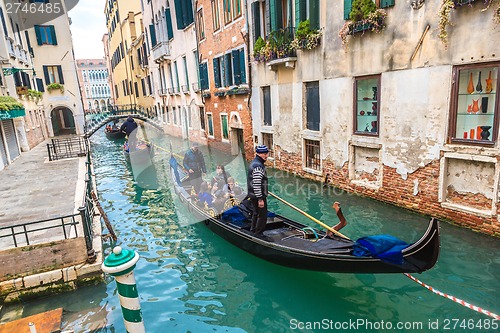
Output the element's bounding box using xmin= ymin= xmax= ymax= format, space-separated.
xmin=0 ymin=108 xmax=26 ymax=120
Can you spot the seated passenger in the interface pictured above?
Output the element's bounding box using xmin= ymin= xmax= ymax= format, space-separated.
xmin=211 ymin=165 xmax=231 ymax=193
xmin=198 ymin=181 xmax=214 ymax=208
xmin=213 ymin=177 xmax=243 ymax=210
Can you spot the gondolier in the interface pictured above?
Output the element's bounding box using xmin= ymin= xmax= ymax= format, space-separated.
xmin=247 ymin=145 xmax=270 ymax=238
xmin=120 ymin=116 xmax=138 ymax=150
xmin=183 ymin=142 xmax=207 ymax=192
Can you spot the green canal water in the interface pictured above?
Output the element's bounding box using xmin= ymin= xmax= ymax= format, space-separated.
xmin=6 ymin=126 xmax=500 ymax=332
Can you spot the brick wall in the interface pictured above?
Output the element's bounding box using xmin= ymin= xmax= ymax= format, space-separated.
xmin=272 ymin=145 xmax=500 ymax=237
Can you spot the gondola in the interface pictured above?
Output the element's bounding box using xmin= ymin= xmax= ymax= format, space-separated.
xmin=105 ymin=128 xmax=126 ymax=140
xmin=123 ymin=140 xmax=154 ymax=178
xmin=168 ymin=158 xmax=440 ymax=274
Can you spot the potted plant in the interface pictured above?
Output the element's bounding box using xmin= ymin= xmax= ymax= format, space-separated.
xmin=27 ymin=89 xmax=43 ymax=102
xmin=0 ymin=96 xmax=25 ymax=119
xmin=47 ymin=83 xmax=64 ymax=93
xmin=253 ymin=36 xmax=267 ymax=63
xmin=290 ymin=20 xmax=322 ymax=51
xmin=338 ymin=0 xmax=387 ymax=49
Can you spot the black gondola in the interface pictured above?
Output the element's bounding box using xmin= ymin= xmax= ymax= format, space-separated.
xmin=105 ymin=128 xmax=126 ymax=140
xmin=124 ymin=140 xmax=154 ymax=177
xmin=169 ymin=160 xmax=440 ymax=274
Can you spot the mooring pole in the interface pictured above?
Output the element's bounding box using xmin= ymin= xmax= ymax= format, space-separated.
xmin=102 ymin=246 xmax=145 ymax=333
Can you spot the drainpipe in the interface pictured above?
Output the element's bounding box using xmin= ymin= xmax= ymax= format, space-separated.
xmin=102 ymin=246 xmax=145 ymax=333
xmin=242 ymin=0 xmax=253 ymax=158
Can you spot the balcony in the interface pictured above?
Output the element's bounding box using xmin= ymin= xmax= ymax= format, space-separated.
xmin=152 ymin=41 xmax=171 ymax=63
xmin=5 ymin=37 xmax=15 ymax=58
xmin=181 ymin=85 xmax=190 ymax=93
xmin=158 ymin=88 xmax=168 ymax=96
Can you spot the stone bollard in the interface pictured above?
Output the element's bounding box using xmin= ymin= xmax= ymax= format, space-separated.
xmin=102 ymin=246 xmax=145 ymax=333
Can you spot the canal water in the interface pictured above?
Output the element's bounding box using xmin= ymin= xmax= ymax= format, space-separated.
xmin=4 ymin=125 xmax=500 ymax=332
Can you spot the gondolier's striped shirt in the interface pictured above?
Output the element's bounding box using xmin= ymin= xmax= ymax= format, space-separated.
xmin=247 ymin=155 xmax=268 ymax=200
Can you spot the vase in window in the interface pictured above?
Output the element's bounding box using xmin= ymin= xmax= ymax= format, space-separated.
xmin=472 ymin=99 xmax=479 ymax=113
xmin=476 ymin=71 xmax=482 ymax=92
xmin=467 ymin=72 xmax=475 ymax=94
xmin=480 ymin=126 xmax=491 ymax=140
xmin=481 ymin=97 xmax=488 ymax=113
xmin=485 ymin=71 xmax=493 ymax=93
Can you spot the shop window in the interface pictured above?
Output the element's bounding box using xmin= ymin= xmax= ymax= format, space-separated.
xmin=304 ymin=139 xmax=321 ymax=171
xmin=449 ymin=63 xmax=498 ymax=144
xmin=354 ymin=75 xmax=380 ymax=135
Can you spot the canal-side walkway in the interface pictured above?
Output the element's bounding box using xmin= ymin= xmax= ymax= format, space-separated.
xmin=0 ymin=137 xmax=103 ymax=305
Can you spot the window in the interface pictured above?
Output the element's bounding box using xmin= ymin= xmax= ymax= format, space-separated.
xmin=43 ymin=65 xmax=64 ymax=84
xmin=295 ymin=0 xmax=320 ymax=29
xmin=449 ymin=63 xmax=498 ymax=144
xmin=354 ymin=75 xmax=380 ymax=135
xmin=182 ymin=56 xmax=189 ymax=87
xmin=262 ymin=133 xmax=274 ymax=158
xmin=305 ymin=81 xmax=320 ymax=131
xmin=166 ymin=106 xmax=171 ymax=123
xmin=224 ymin=53 xmax=233 ymax=86
xmin=34 ymin=25 xmax=57 ymax=45
xmin=199 ymin=62 xmax=209 ymax=90
xmin=207 ymin=113 xmax=214 ymax=136
xmin=213 ymin=56 xmax=224 ymax=88
xmin=344 ymin=0 xmax=395 ymax=20
xmin=231 ymin=48 xmax=246 ymax=85
xmin=173 ymin=106 xmax=178 ymax=125
xmin=199 ymin=106 xmax=206 ymax=131
xmin=223 ymin=0 xmax=241 ymax=24
xmin=221 ymin=114 xmax=229 ymax=139
xmin=262 ymin=86 xmax=272 ymax=126
xmin=212 ymin=0 xmax=220 ymax=31
xmin=251 ymin=1 xmax=264 ymax=43
xmin=165 ymin=7 xmax=174 ymax=40
xmin=174 ymin=0 xmax=194 ymax=29
xmin=304 ymin=139 xmax=321 ymax=171
xmin=197 ymin=9 xmax=205 ymax=41
xmin=173 ymin=61 xmax=180 ymax=92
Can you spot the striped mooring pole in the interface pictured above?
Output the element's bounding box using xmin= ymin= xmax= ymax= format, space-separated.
xmin=102 ymin=246 xmax=145 ymax=333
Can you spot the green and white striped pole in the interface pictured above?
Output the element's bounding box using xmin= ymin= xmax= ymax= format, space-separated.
xmin=102 ymin=246 xmax=145 ymax=333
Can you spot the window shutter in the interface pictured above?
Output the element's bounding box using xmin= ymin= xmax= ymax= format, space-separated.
xmin=174 ymin=0 xmax=185 ymax=29
xmin=239 ymin=49 xmax=246 ymax=84
xmin=199 ymin=63 xmax=206 ymax=90
xmin=180 ymin=0 xmax=189 ymax=28
xmin=265 ymin=0 xmax=271 ymax=36
xmin=224 ymin=53 xmax=233 ymax=86
xmin=57 ymin=65 xmax=64 ymax=84
xmin=251 ymin=2 xmax=261 ymax=43
xmin=232 ymin=50 xmax=241 ymax=85
xmin=269 ymin=0 xmax=277 ymax=31
xmin=295 ymin=0 xmax=306 ymax=29
xmin=213 ymin=58 xmax=221 ymax=88
xmin=34 ymin=25 xmax=42 ymax=45
xmin=344 ymin=0 xmax=352 ymax=20
xmin=149 ymin=24 xmax=157 ymax=46
xmin=43 ymin=66 xmax=50 ymax=84
xmin=165 ymin=8 xmax=174 ymax=39
xmin=380 ymin=0 xmax=395 ymax=8
xmin=309 ymin=0 xmax=320 ymax=29
xmin=185 ymin=0 xmax=194 ymax=25
xmin=49 ymin=25 xmax=57 ymax=45
xmin=36 ymin=78 xmax=44 ymax=92
xmin=0 ymin=8 xmax=8 ymax=37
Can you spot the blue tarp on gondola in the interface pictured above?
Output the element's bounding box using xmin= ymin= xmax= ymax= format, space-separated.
xmin=352 ymin=235 xmax=409 ymax=265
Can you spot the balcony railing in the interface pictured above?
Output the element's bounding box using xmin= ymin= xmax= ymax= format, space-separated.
xmin=152 ymin=41 xmax=171 ymax=63
xmin=159 ymin=88 xmax=168 ymax=96
xmin=181 ymin=85 xmax=190 ymax=93
xmin=192 ymin=82 xmax=201 ymax=93
xmin=6 ymin=37 xmax=15 ymax=58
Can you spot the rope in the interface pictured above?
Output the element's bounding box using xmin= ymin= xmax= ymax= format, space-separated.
xmin=404 ymin=273 xmax=500 ymax=320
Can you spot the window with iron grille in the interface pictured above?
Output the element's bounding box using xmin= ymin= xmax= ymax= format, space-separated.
xmin=304 ymin=139 xmax=320 ymax=171
xmin=262 ymin=133 xmax=274 ymax=158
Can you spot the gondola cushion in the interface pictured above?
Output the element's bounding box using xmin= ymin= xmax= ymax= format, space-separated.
xmin=352 ymin=235 xmax=409 ymax=265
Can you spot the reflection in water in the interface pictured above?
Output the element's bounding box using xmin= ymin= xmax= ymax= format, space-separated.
xmin=2 ymin=124 xmax=499 ymax=333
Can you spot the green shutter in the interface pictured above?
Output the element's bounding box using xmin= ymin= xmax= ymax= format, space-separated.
xmin=34 ymin=25 xmax=42 ymax=45
xmin=224 ymin=53 xmax=233 ymax=86
xmin=213 ymin=58 xmax=221 ymax=88
xmin=344 ymin=0 xmax=352 ymax=20
xmin=199 ymin=63 xmax=206 ymax=90
xmin=269 ymin=0 xmax=277 ymax=31
xmin=149 ymin=24 xmax=157 ymax=46
xmin=165 ymin=8 xmax=174 ymax=39
xmin=222 ymin=115 xmax=228 ymax=138
xmin=265 ymin=0 xmax=271 ymax=36
xmin=275 ymin=0 xmax=283 ymax=30
xmin=309 ymin=0 xmax=319 ymax=29
xmin=174 ymin=0 xmax=184 ymax=29
xmin=252 ymin=2 xmax=261 ymax=43
xmin=239 ymin=49 xmax=246 ymax=84
xmin=203 ymin=63 xmax=209 ymax=90
xmin=185 ymin=0 xmax=194 ymax=25
xmin=295 ymin=0 xmax=306 ymax=29
xmin=57 ymin=65 xmax=64 ymax=84
xmin=380 ymin=0 xmax=395 ymax=8
xmin=232 ymin=50 xmax=241 ymax=85
xmin=43 ymin=66 xmax=49 ymax=84
xmin=49 ymin=25 xmax=57 ymax=45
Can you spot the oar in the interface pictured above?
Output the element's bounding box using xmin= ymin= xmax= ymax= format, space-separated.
xmin=141 ymin=139 xmax=184 ymax=159
xmin=268 ymin=191 xmax=350 ymax=240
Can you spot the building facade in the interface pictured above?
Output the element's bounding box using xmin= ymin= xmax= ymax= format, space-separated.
xmin=104 ymin=0 xmax=154 ymax=112
xmin=76 ymin=59 xmax=112 ymax=114
xmin=0 ymin=1 xmax=48 ymax=170
xmin=248 ymin=0 xmax=500 ymax=236
xmin=195 ymin=0 xmax=254 ymax=157
xmin=141 ymin=0 xmax=205 ymax=141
